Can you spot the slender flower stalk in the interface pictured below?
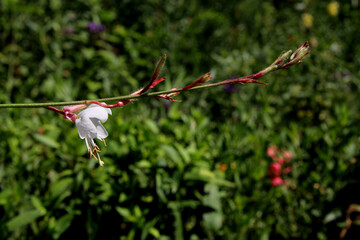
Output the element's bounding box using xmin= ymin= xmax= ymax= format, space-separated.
xmin=0 ymin=43 xmax=310 ymax=166
xmin=0 ymin=42 xmax=310 ymax=109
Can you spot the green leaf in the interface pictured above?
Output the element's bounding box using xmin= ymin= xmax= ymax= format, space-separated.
xmin=81 ymin=48 xmax=95 ymax=59
xmin=203 ymin=184 xmax=221 ymax=211
xmin=6 ymin=210 xmax=44 ymax=231
xmin=31 ymin=196 xmax=46 ymax=215
xmin=155 ymin=172 xmax=168 ymax=202
xmin=203 ymin=212 xmax=223 ymax=231
xmin=52 ymin=213 xmax=75 ymax=239
xmin=144 ymin=119 xmax=159 ymax=135
xmin=323 ymin=210 xmax=342 ymax=224
xmin=162 ymin=145 xmax=183 ymax=170
xmin=136 ymin=160 xmax=151 ymax=168
xmin=98 ymin=50 xmax=119 ymax=67
xmin=116 ymin=207 xmax=136 ymax=222
xmin=50 ymin=178 xmax=73 ymax=199
xmin=169 ymin=202 xmax=184 ymax=240
xmin=33 ymin=133 xmax=59 ymax=148
xmin=184 ymin=168 xmax=235 ymax=187
xmin=141 ymin=217 xmax=159 ymax=240
xmin=174 ymin=143 xmax=191 ymax=165
xmin=0 ymin=189 xmax=12 ymax=205
xmin=149 ymin=228 xmax=160 ymax=239
xmin=203 ymin=184 xmax=223 ymax=231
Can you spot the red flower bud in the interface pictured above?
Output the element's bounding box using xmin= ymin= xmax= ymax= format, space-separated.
xmin=283 ymin=150 xmax=292 ymax=162
xmin=266 ymin=146 xmax=278 ymax=158
xmin=271 ymin=176 xmax=284 ymax=187
xmin=268 ymin=162 xmax=282 ymax=177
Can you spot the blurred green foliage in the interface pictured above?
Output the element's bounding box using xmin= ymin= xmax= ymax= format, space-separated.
xmin=1 ymin=0 xmax=360 ymax=239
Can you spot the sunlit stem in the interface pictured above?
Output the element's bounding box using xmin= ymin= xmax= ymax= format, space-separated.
xmin=0 ymin=42 xmax=310 ymax=109
xmin=0 ymin=79 xmax=265 ymax=108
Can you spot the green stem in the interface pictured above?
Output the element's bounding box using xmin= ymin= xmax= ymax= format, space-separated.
xmin=0 ymin=42 xmax=310 ymax=109
xmin=0 ymin=79 xmax=254 ymax=108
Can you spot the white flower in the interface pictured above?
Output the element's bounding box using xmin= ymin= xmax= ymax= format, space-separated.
xmin=75 ymin=103 xmax=112 ymax=166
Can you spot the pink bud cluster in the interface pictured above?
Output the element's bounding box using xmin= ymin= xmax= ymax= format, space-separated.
xmin=45 ymin=105 xmax=87 ymax=122
xmin=267 ymin=146 xmax=292 ymax=187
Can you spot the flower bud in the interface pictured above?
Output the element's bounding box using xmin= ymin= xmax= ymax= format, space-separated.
xmin=271 ymin=176 xmax=284 ymax=187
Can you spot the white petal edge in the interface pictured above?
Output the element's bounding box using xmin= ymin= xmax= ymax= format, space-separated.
xmin=91 ymin=119 xmax=108 ymax=139
xmin=79 ymin=106 xmax=111 ymax=123
xmin=87 ymin=103 xmax=112 ymax=115
xmin=75 ymin=117 xmax=98 ymax=139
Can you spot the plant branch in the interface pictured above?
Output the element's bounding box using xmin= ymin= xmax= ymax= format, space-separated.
xmin=0 ymin=42 xmax=310 ymax=109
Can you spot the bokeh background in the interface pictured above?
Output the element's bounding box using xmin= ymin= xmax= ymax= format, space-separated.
xmin=1 ymin=0 xmax=360 ymax=239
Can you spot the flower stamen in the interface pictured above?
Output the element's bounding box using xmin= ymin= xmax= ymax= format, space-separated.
xmin=88 ymin=144 xmax=104 ymax=166
xmin=76 ymin=104 xmax=112 ymax=166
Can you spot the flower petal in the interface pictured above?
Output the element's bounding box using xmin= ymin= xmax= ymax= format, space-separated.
xmin=90 ymin=119 xmax=108 ymax=139
xmin=79 ymin=104 xmax=112 ymax=123
xmin=75 ymin=117 xmax=97 ymax=139
xmin=87 ymin=103 xmax=112 ymax=115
